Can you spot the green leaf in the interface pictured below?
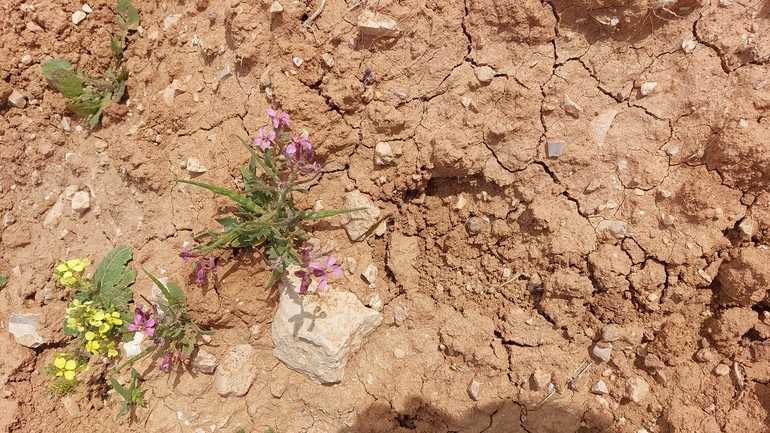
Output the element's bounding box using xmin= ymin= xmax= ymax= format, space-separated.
xmin=41 ymin=59 xmax=73 ymax=80
xmin=215 ymin=216 xmax=240 ymax=229
xmin=92 ymin=245 xmax=136 ymax=311
xmin=142 ymin=269 xmax=186 ymax=310
xmin=301 ymin=207 xmax=367 ymax=220
xmin=0 ymin=274 xmax=6 ymax=289
xmin=67 ymin=97 xmax=102 ymax=117
xmin=109 ymin=375 xmax=131 ymax=400
xmin=177 ymin=179 xmax=265 ymax=215
xmin=116 ymin=0 xmax=140 ymax=31
xmin=165 ymin=281 xmax=188 ymax=307
xmin=110 ymin=36 xmax=124 ymax=65
xmin=50 ymin=69 xmax=85 ymax=99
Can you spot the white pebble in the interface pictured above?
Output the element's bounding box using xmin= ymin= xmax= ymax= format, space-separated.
xmin=82 ymin=4 xmax=92 ymax=13
xmin=591 ymin=380 xmax=609 ymax=395
xmin=362 ymin=264 xmax=377 ymax=284
xmin=292 ymin=57 xmax=303 ymax=68
xmin=640 ymin=82 xmax=657 ymax=96
xmin=72 ymin=10 xmax=87 ymax=24
xmin=593 ymin=344 xmax=612 ymax=363
xmin=393 ymin=348 xmax=405 ymax=359
xmin=71 ymin=191 xmax=91 ymax=212
xmin=21 ymin=55 xmax=32 ymax=65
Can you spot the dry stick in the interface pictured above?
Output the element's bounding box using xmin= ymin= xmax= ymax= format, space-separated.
xmin=300 ymin=0 xmax=327 ymax=42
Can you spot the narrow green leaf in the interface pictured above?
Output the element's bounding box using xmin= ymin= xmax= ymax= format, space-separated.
xmin=165 ymin=281 xmax=188 ymax=307
xmin=177 ymin=179 xmax=265 ymax=215
xmin=142 ymin=269 xmax=177 ymax=309
xmin=109 ymin=375 xmax=131 ymax=400
xmin=239 ymin=136 xmax=280 ymax=183
xmin=301 ymin=207 xmax=367 ymax=220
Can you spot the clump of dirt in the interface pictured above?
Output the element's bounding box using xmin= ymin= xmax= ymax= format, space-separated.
xmin=1 ymin=0 xmax=770 ymax=432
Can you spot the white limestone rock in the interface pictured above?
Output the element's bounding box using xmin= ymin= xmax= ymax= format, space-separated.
xmin=272 ymin=269 xmax=382 ymax=384
xmin=214 ymin=345 xmax=256 ymax=397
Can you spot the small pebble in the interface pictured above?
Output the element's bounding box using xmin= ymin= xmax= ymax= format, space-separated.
xmin=467 ymin=217 xmax=483 ymax=236
xmin=361 ymin=264 xmax=377 ymax=284
xmin=682 ymin=39 xmax=697 ymax=53
xmin=591 ymin=380 xmax=609 ymax=395
xmin=452 ymin=194 xmax=467 ymax=211
xmin=666 ymin=145 xmax=679 ymax=156
xmin=531 ymin=370 xmax=551 ymax=391
xmin=714 ymin=364 xmax=730 ymax=376
xmin=83 ymin=4 xmax=92 ymax=13
xmin=21 ymin=55 xmax=32 ymax=65
xmin=8 ymin=90 xmax=26 ymax=108
xmin=292 ymin=57 xmax=303 ymax=68
xmin=625 ymin=377 xmax=650 ymax=403
xmin=640 ymin=82 xmax=657 ymax=96
xmin=269 ymin=1 xmax=283 ymax=14
xmin=562 ymin=94 xmax=583 ymax=117
xmin=547 ymin=141 xmax=565 ymax=158
xmin=602 ymin=325 xmax=621 ymax=342
xmin=617 ymin=81 xmax=633 ymax=101
xmin=72 ymin=10 xmax=87 ymax=24
xmin=393 ymin=307 xmax=407 ymax=326
xmin=467 ymin=379 xmax=483 ymax=400
xmin=70 ymin=191 xmax=90 ymax=212
xmin=393 ymin=348 xmax=405 ymax=359
xmin=593 ymin=344 xmax=612 ymax=363
xmin=475 ymin=66 xmax=495 ymax=83
xmin=695 ymin=348 xmax=716 ymax=362
xmin=737 ymin=119 xmax=748 ymax=129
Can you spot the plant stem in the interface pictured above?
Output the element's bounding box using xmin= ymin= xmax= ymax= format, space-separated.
xmin=113 ymin=345 xmax=156 ymax=374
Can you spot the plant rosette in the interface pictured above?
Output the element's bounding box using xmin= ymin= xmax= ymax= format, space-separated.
xmin=177 ymin=109 xmax=363 ymax=292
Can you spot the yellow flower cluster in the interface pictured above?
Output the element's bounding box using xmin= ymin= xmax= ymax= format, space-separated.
xmin=65 ymin=299 xmax=123 ymax=357
xmin=54 ymin=258 xmax=91 ymax=288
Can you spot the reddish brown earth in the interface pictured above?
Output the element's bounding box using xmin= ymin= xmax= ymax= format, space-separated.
xmin=2 ymin=0 xmax=770 ymax=432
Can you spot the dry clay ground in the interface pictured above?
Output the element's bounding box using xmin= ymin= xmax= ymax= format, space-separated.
xmin=1 ymin=0 xmax=770 ymax=432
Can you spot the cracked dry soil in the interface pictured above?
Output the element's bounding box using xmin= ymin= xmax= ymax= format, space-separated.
xmin=2 ymin=0 xmax=770 ymax=432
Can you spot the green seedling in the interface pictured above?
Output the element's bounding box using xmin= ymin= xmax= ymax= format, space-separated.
xmin=109 ymin=368 xmax=145 ymax=421
xmin=0 ymin=274 xmax=6 ymax=288
xmin=41 ymin=0 xmax=139 ymax=126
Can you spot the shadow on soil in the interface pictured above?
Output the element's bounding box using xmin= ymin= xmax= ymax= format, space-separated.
xmin=342 ymin=395 xmax=619 ymax=433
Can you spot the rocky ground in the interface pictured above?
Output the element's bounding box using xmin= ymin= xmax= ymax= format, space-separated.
xmin=1 ymin=0 xmax=770 ymax=432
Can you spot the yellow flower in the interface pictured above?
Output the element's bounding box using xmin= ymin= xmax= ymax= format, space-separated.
xmin=53 ymin=258 xmax=91 ymax=287
xmin=85 ymin=338 xmax=101 ymax=355
xmin=53 ymin=355 xmax=78 ymax=380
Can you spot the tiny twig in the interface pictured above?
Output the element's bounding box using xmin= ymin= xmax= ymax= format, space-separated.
xmin=300 ymin=0 xmax=326 ymax=32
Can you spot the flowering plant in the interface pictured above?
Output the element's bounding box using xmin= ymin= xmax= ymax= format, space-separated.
xmin=177 ymin=110 xmax=361 ymax=291
xmin=46 ymin=245 xmax=137 ymax=394
xmin=113 ymin=270 xmax=213 ymax=374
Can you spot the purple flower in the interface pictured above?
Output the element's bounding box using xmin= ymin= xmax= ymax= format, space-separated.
xmin=159 ymin=351 xmax=172 ymax=372
xmin=266 ymin=109 xmax=291 ymax=129
xmin=308 ymin=256 xmax=341 ymax=290
xmin=268 ymin=257 xmax=283 ymax=270
xmin=284 ymin=136 xmax=314 ymax=169
xmin=196 ymin=262 xmax=205 ymax=285
xmin=294 ymin=269 xmax=312 ymax=295
xmin=180 ymin=244 xmax=198 ymax=261
xmin=299 ymin=162 xmax=322 ymax=175
xmin=254 ymin=127 xmax=275 ymax=149
xmin=127 ymin=305 xmax=157 ymax=337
